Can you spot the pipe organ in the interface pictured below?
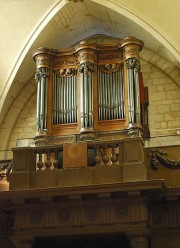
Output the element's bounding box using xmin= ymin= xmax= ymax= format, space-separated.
xmin=32 ymin=35 xmax=149 ymax=138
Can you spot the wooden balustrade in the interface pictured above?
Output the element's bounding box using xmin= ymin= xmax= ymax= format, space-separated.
xmin=34 ymin=145 xmax=63 ymax=170
xmin=89 ymin=143 xmax=119 ymax=167
xmin=12 ymin=141 xmax=120 ymax=173
xmin=10 ymin=137 xmax=145 ymax=190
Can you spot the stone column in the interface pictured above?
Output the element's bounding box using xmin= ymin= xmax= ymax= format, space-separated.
xmin=121 ymin=37 xmax=144 ymax=134
xmin=75 ymin=42 xmax=97 ymax=134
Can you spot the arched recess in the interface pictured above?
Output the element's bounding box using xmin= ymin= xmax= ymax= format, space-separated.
xmin=0 ymin=0 xmax=179 ymax=129
xmin=0 ymin=0 xmax=67 ymax=123
xmin=92 ymin=0 xmax=179 ymax=61
xmin=0 ymin=0 xmax=179 ymax=157
xmin=140 ymin=48 xmax=180 ymax=87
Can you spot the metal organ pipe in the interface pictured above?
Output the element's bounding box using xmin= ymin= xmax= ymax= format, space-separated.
xmin=134 ymin=68 xmax=141 ymax=124
xmin=98 ymin=65 xmax=125 ymax=121
xmin=121 ymin=68 xmax=125 ymax=118
xmin=52 ymin=70 xmax=78 ymax=125
xmin=36 ymin=77 xmax=41 ymax=128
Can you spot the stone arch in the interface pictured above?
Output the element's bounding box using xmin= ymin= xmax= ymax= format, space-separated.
xmin=0 ymin=1 xmax=179 ymax=153
xmin=1 ymin=0 xmax=179 ymax=122
xmin=0 ymin=77 xmax=36 ymax=154
xmin=140 ymin=47 xmax=180 ymax=87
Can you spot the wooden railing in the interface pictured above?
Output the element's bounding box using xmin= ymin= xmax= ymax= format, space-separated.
xmin=12 ymin=141 xmax=121 ymax=173
xmin=34 ymin=142 xmax=119 ymax=170
xmin=10 ymin=137 xmax=146 ymax=190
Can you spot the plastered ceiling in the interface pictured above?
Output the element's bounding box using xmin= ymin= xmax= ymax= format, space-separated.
xmin=0 ymin=0 xmax=179 ymax=123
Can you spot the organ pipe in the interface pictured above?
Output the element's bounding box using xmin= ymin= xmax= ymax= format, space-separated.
xmin=97 ymin=65 xmax=125 ymax=121
xmin=52 ymin=70 xmax=78 ymax=125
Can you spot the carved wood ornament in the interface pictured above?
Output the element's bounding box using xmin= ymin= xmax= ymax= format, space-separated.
xmin=32 ymin=35 xmax=149 ymax=139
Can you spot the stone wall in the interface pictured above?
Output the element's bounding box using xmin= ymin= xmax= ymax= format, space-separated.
xmin=8 ymin=92 xmax=37 ymax=149
xmin=141 ymin=60 xmax=180 ymax=147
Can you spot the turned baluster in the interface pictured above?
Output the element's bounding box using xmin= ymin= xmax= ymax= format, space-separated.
xmin=111 ymin=145 xmax=118 ymax=165
xmin=95 ymin=146 xmax=101 ymax=166
xmin=53 ymin=150 xmax=58 ymax=169
xmin=36 ymin=151 xmax=44 ymax=170
xmin=102 ymin=146 xmax=109 ymax=166
xmin=45 ymin=150 xmax=52 ymax=169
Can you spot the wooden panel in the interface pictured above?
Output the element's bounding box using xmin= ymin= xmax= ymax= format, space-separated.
xmin=51 ymin=124 xmax=78 ymax=136
xmin=97 ymin=119 xmax=126 ymax=132
xmin=63 ymin=143 xmax=87 ymax=168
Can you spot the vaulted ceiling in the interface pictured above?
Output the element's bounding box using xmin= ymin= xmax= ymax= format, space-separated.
xmin=0 ymin=0 xmax=179 ymax=125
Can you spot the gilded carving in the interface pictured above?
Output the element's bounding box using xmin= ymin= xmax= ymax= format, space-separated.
xmin=99 ymin=63 xmax=121 ymax=73
xmin=35 ymin=56 xmax=50 ymax=69
xmin=78 ymin=62 xmax=94 ymax=76
xmin=120 ymin=37 xmax=144 ymax=60
xmin=32 ymin=47 xmax=54 ymax=69
xmin=78 ymin=50 xmax=96 ymax=65
xmin=123 ymin=45 xmax=141 ymax=59
xmin=98 ymin=53 xmax=122 ymax=61
xmin=56 ymin=68 xmax=77 ymax=77
xmin=126 ymin=58 xmax=140 ymax=71
xmin=53 ymin=59 xmax=78 ymax=67
xmin=35 ymin=68 xmax=49 ymax=82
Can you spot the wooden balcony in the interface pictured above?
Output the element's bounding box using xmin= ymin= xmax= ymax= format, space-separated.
xmin=9 ymin=136 xmax=146 ymax=190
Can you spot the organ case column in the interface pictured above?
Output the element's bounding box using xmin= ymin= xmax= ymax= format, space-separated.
xmin=121 ymin=37 xmax=144 ymax=132
xmin=32 ymin=48 xmax=52 ymax=136
xmin=75 ymin=43 xmax=97 ymax=133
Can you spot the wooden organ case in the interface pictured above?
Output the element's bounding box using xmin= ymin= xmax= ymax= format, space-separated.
xmin=32 ymin=35 xmax=149 ymax=141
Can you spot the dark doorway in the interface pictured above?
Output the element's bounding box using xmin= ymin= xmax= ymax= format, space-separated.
xmin=34 ymin=234 xmax=130 ymax=248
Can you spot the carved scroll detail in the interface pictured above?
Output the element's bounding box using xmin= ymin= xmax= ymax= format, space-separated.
xmin=35 ymin=68 xmax=49 ymax=82
xmin=126 ymin=58 xmax=140 ymax=71
xmin=78 ymin=62 xmax=94 ymax=76
xmin=99 ymin=63 xmax=121 ymax=73
xmin=56 ymin=68 xmax=76 ymax=77
xmin=148 ymin=149 xmax=180 ymax=170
